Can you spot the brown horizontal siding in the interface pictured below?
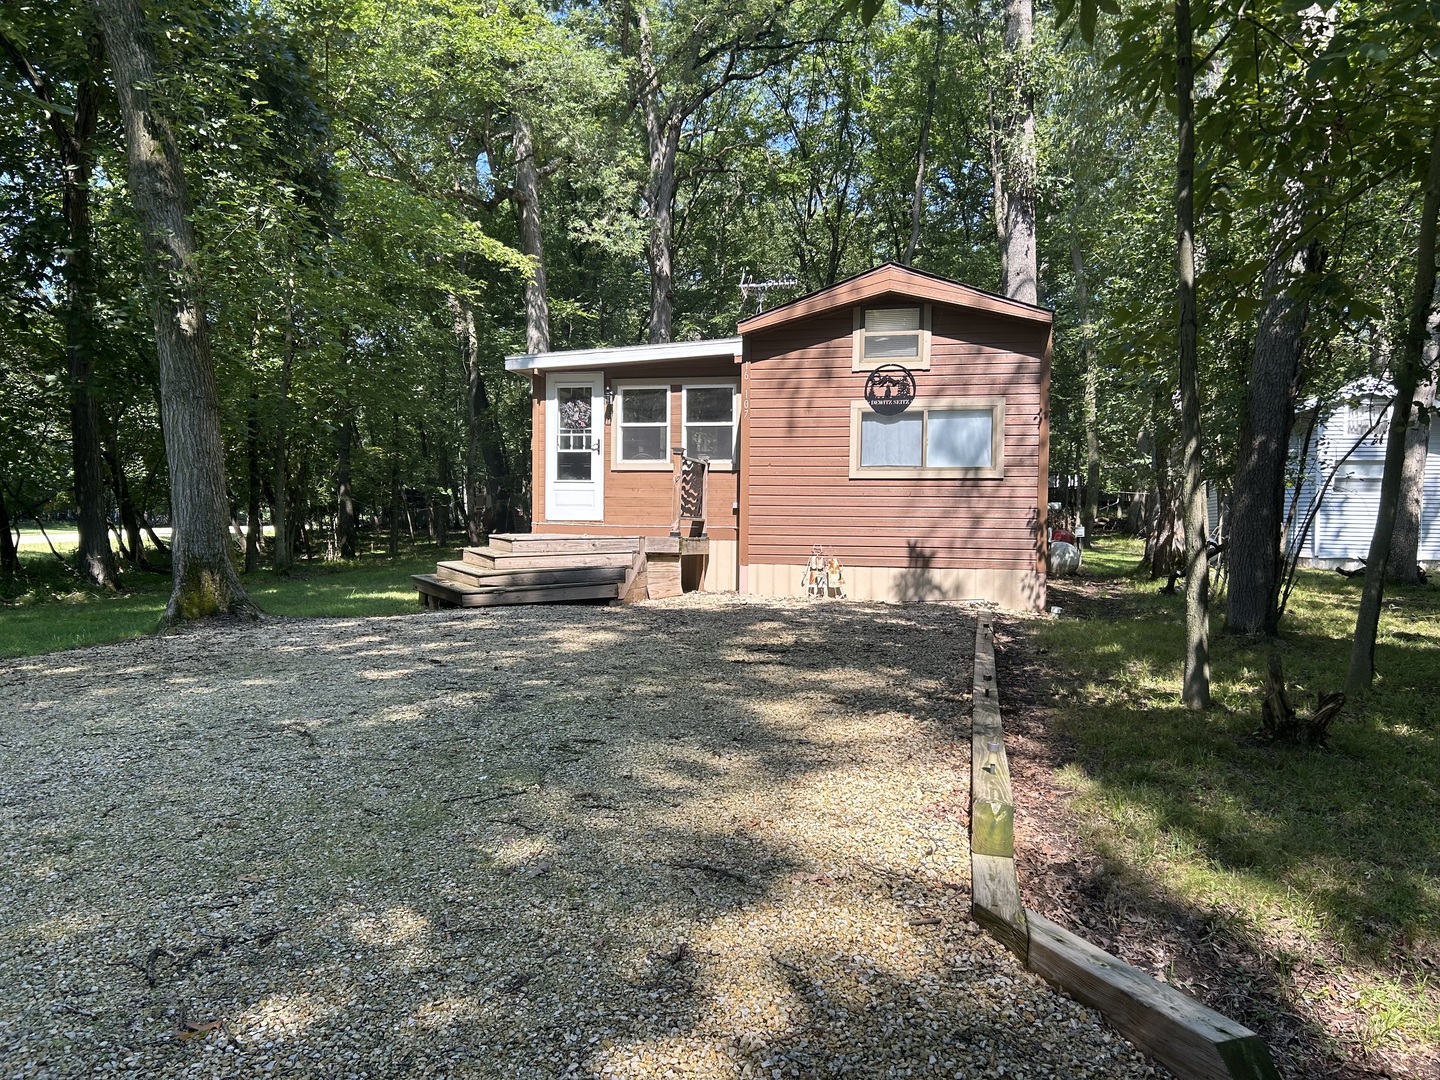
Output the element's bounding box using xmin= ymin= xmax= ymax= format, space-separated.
xmin=742 ymin=303 xmax=1048 ymax=571
xmin=746 ymin=491 xmax=1041 ymax=507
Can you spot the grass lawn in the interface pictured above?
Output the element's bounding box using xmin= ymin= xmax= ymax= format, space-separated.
xmin=0 ymin=545 xmax=441 ymax=658
xmin=1031 ymin=538 xmax=1439 ymax=1062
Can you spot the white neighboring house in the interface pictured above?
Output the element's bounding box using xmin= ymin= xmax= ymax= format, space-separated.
xmin=1286 ymin=377 xmax=1440 ymax=569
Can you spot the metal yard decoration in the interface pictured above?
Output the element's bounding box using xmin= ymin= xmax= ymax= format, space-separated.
xmin=864 ymin=364 xmax=916 ymax=415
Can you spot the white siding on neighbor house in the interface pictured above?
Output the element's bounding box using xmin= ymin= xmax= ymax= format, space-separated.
xmin=1285 ymin=389 xmax=1440 ymax=564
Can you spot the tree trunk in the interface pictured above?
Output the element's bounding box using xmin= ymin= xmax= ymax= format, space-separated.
xmin=636 ymin=6 xmax=679 ymax=344
xmin=996 ymin=0 xmax=1037 ymax=303
xmin=388 ymin=415 xmax=401 ymax=558
xmin=1070 ymin=235 xmax=1100 ymax=545
xmin=904 ymin=3 xmax=945 ymax=267
xmin=336 ymin=410 xmax=357 ymax=559
xmin=1387 ymin=325 xmax=1437 ymax=583
xmin=0 ymin=30 xmax=116 ymax=586
xmin=271 ymin=273 xmax=296 ymax=572
xmin=93 ymin=0 xmax=257 ymax=624
xmin=0 ymin=483 xmax=17 ymax=579
xmin=644 ymin=120 xmax=681 ymax=344
xmin=511 ymin=110 xmax=551 ymax=354
xmin=66 ymin=69 xmax=117 ymax=588
xmin=245 ymin=386 xmax=263 ymax=572
xmin=1175 ymin=0 xmax=1210 ymax=709
xmin=101 ymin=421 xmax=147 ymax=568
xmin=450 ymin=292 xmax=512 ymax=542
xmin=1225 ymin=241 xmax=1316 ymax=635
xmin=1349 ymin=124 xmax=1440 ymax=692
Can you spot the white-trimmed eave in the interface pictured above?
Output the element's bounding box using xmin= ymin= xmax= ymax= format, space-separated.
xmin=504 ymin=336 xmax=743 ymax=376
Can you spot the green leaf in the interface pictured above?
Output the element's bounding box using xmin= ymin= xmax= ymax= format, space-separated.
xmin=2 ymin=85 xmax=74 ymax=118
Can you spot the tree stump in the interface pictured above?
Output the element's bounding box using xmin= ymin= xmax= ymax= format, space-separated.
xmin=1261 ymin=653 xmax=1344 ymax=745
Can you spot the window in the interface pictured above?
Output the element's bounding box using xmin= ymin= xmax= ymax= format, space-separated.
xmin=1336 ymin=459 xmax=1385 ymax=494
xmin=849 ymin=398 xmax=1005 ymax=479
xmin=613 ymin=383 xmax=671 ymax=469
xmin=682 ymin=383 xmax=739 ymax=468
xmin=853 ymin=305 xmax=932 ymax=371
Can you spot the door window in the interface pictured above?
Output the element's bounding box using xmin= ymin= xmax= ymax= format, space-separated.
xmin=556 ymin=385 xmax=594 ymax=481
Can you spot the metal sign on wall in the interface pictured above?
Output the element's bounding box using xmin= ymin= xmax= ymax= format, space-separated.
xmin=864 ymin=364 xmax=917 ymax=415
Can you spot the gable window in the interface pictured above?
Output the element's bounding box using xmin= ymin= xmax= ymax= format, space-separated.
xmin=849 ymin=397 xmax=1004 ymax=478
xmin=853 ymin=305 xmax=932 ymax=371
xmin=613 ymin=383 xmax=671 ymax=469
xmin=682 ymin=383 xmax=739 ymax=469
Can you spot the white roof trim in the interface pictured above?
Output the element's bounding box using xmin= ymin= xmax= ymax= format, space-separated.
xmin=505 ymin=336 xmax=742 ymax=375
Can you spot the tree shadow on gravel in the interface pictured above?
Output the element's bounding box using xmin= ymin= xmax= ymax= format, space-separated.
xmin=1 ymin=599 xmax=1154 ymax=1079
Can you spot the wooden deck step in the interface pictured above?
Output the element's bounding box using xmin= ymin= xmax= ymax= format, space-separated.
xmin=412 ymin=574 xmax=620 ymax=608
xmin=488 ymin=533 xmax=643 ymax=555
xmin=435 ymin=560 xmax=628 ymax=589
xmin=461 ymin=546 xmax=638 ymax=571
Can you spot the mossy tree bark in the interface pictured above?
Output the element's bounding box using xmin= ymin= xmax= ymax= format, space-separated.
xmin=93 ymin=0 xmax=257 ymax=626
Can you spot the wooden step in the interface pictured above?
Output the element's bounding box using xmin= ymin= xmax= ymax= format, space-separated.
xmin=412 ymin=574 xmax=619 ymax=608
xmin=461 ymin=547 xmax=638 ymax=571
xmin=488 ymin=533 xmax=643 ymax=556
xmin=435 ymin=560 xmax=628 ymax=589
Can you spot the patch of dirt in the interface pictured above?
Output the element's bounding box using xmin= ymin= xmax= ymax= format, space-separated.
xmin=994 ymin=577 xmax=1438 ymax=1080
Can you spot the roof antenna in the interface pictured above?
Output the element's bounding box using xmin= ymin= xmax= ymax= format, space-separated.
xmin=739 ymin=270 xmax=798 ymax=315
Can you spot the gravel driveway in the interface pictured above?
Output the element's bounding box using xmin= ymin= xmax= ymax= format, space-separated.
xmin=1 ymin=596 xmax=1158 ymax=1079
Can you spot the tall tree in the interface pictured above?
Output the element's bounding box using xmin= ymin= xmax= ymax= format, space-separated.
xmin=1348 ymin=125 xmax=1440 ymax=691
xmin=0 ymin=16 xmax=117 ymax=587
xmin=511 ymin=110 xmax=550 ymax=354
xmin=92 ymin=0 xmax=257 ymax=623
xmin=614 ymin=0 xmax=828 ymax=341
xmin=1174 ymin=0 xmax=1210 ymax=708
xmin=1387 ymin=341 xmax=1436 ymax=583
xmin=992 ymin=0 xmax=1036 ymax=302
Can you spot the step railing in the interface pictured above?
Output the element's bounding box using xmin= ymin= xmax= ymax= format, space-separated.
xmin=670 ymin=449 xmax=710 ymax=537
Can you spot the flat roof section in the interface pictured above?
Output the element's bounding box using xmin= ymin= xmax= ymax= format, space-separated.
xmin=505 ymin=337 xmax=743 ymax=376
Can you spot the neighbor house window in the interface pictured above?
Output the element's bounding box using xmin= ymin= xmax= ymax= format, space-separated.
xmin=613 ymin=383 xmax=671 ymax=470
xmin=1336 ymin=459 xmax=1385 ymax=494
xmin=853 ymin=305 xmax=932 ymax=371
xmin=849 ymin=397 xmax=1005 ymax=479
xmin=682 ymin=383 xmax=739 ymax=468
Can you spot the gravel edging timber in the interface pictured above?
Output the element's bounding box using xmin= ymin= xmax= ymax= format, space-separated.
xmin=1 ymin=595 xmax=1161 ymax=1079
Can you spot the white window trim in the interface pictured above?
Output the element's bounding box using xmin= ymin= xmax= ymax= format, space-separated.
xmin=680 ymin=380 xmax=740 ymax=472
xmin=610 ymin=380 xmax=673 ymax=471
xmin=848 ymin=397 xmax=1005 ymax=479
xmin=852 ymin=304 xmax=932 ymax=372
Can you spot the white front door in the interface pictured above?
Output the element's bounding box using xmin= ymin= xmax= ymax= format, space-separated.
xmin=544 ymin=372 xmax=605 ymax=522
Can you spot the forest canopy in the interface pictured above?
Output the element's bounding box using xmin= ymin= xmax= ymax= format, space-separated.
xmin=1 ymin=0 xmax=1436 ymax=679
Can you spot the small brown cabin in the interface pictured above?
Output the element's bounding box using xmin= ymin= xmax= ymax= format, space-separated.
xmin=505 ymin=264 xmax=1053 ymax=610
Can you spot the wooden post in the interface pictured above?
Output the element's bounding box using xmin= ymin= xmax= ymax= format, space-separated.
xmin=966 ymin=614 xmax=1282 ymax=1080
xmin=970 ymin=616 xmax=1027 ymax=957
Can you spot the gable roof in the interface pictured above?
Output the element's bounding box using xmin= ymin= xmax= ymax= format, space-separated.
xmin=736 ymin=263 xmax=1053 ymax=336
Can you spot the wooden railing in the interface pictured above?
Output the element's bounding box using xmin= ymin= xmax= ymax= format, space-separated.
xmin=670 ymin=450 xmax=710 ymax=537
